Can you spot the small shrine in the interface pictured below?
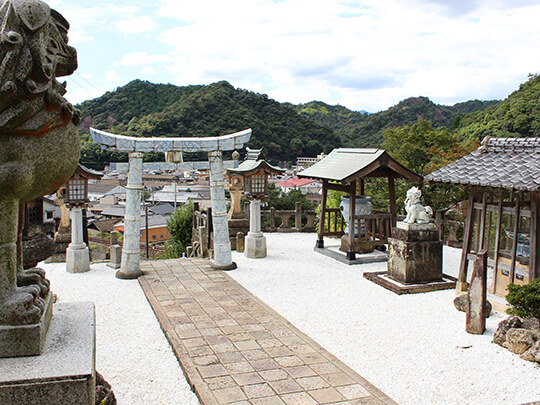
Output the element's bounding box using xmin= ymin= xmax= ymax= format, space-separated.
xmin=298 ymin=148 xmax=422 ymax=264
xmin=227 ymin=148 xmax=285 ymax=258
xmin=425 ymin=137 xmax=539 ymax=297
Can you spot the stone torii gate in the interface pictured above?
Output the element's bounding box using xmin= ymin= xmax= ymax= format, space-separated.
xmin=90 ymin=128 xmax=252 ymax=278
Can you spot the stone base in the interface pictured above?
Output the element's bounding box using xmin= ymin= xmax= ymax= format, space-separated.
xmin=210 ymin=261 xmax=238 ymax=271
xmin=107 ymin=245 xmax=122 ymax=269
xmin=245 ymin=233 xmax=267 ymax=259
xmin=387 ymin=225 xmax=443 ymax=284
xmin=66 ymin=245 xmax=90 ymax=273
xmin=396 ymin=221 xmax=436 ymax=231
xmin=0 ymin=293 xmax=53 ymax=358
xmin=339 ymin=235 xmax=374 ymax=254
xmin=115 ymin=269 xmax=144 ymax=279
xmin=0 ymin=302 xmax=95 ymax=404
xmin=364 ymin=271 xmax=456 ymax=295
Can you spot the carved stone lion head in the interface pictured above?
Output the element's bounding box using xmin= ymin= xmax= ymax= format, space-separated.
xmin=0 ymin=0 xmax=80 ymax=137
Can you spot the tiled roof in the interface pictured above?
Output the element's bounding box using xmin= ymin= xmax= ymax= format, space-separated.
xmin=276 ymin=177 xmax=316 ymax=188
xmin=425 ymin=137 xmax=540 ymax=191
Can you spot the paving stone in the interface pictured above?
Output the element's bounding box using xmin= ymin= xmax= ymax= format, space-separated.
xmin=259 ymin=368 xmax=289 ymax=382
xmin=264 ymin=346 xmax=293 ymax=357
xmin=320 ymin=372 xmax=356 ymax=387
xmin=336 ymin=384 xmax=371 ymax=400
xmin=243 ymin=382 xmax=276 ymax=399
xmin=268 ymin=379 xmax=304 ymax=394
xmin=213 ymin=342 xmax=237 ymax=353
xmin=182 ymin=337 xmax=207 ymax=348
xmin=298 ymin=352 xmax=328 ymax=365
xmin=229 ymin=333 xmax=253 ymax=342
xmin=234 ymin=340 xmax=261 ymax=351
xmin=217 ymin=352 xmax=245 ymax=364
xmin=250 ymin=396 xmax=286 ymax=405
xmin=206 ymin=375 xmax=238 ymax=390
xmin=296 ymin=376 xmax=331 ymax=390
xmin=197 ymin=364 xmax=229 ymax=378
xmin=192 ymin=355 xmax=220 ymax=366
xmin=232 ymin=372 xmax=265 ymax=386
xmin=308 ymin=387 xmax=346 ymax=403
xmin=225 ymin=361 xmax=256 ymax=374
xmin=258 ymin=338 xmax=284 ymax=348
xmin=251 ymin=359 xmax=281 ymax=371
xmin=281 ymin=392 xmax=317 ymax=405
xmin=213 ymin=386 xmax=247 ymax=403
xmin=310 ymin=362 xmax=341 ymax=375
xmin=243 ymin=349 xmax=271 ymax=361
xmin=285 ymin=365 xmax=317 ymax=378
xmin=275 ymin=355 xmax=304 ymax=367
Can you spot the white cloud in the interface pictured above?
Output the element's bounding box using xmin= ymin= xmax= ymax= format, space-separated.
xmin=115 ymin=16 xmax=157 ymax=34
xmin=106 ymin=70 xmax=119 ymax=82
xmin=114 ymin=52 xmax=171 ymax=67
xmin=141 ymin=67 xmax=156 ymax=75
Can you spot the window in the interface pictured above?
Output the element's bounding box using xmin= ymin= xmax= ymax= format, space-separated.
xmin=251 ymin=174 xmax=266 ymax=194
xmin=46 ymin=211 xmax=54 ymax=220
xmin=160 ymin=235 xmax=164 ymax=239
xmin=68 ymin=179 xmax=86 ymax=201
xmin=152 ymin=235 xmax=156 ymax=239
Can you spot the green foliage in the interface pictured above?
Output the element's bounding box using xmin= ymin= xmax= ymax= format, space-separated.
xmin=163 ymin=203 xmax=193 ymax=258
xmin=506 ymin=279 xmax=540 ymax=319
xmin=457 ymin=74 xmax=540 ymax=141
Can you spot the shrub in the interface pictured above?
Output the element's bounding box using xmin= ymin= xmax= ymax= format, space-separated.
xmin=506 ymin=278 xmax=540 ymax=319
xmin=162 ymin=203 xmax=193 ymax=258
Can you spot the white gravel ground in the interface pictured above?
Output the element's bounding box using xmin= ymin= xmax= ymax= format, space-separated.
xmin=43 ymin=262 xmax=200 ymax=405
xmin=230 ymin=233 xmax=540 ymax=405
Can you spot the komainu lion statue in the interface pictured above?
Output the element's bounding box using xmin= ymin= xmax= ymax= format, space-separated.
xmin=0 ymin=0 xmax=79 ymax=328
xmin=404 ymin=186 xmax=433 ymax=224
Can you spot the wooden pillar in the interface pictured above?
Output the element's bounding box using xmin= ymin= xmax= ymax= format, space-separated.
xmin=347 ymin=182 xmax=356 ymax=261
xmin=509 ymin=192 xmax=521 ymax=284
xmin=388 ymin=176 xmax=396 ymax=228
xmin=530 ymin=190 xmax=539 ymax=280
xmin=478 ymin=193 xmax=488 ymax=251
xmin=491 ymin=190 xmax=504 ymax=294
xmin=458 ymin=186 xmax=477 ymax=293
xmin=359 ymin=179 xmax=365 ymax=196
xmin=316 ymin=181 xmax=328 ymax=248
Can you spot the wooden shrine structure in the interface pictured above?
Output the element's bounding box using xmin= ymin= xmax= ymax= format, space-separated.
xmin=426 ymin=137 xmax=539 ymax=297
xmin=298 ymin=148 xmax=422 ymax=262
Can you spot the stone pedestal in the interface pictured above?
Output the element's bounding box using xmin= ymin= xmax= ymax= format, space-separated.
xmin=339 ymin=236 xmax=374 ymax=254
xmin=107 ymin=245 xmax=122 ymax=269
xmin=66 ymin=207 xmax=90 ymax=273
xmin=388 ymin=222 xmax=442 ymax=284
xmin=0 ymin=302 xmax=95 ymax=404
xmin=245 ymin=199 xmax=266 ymax=258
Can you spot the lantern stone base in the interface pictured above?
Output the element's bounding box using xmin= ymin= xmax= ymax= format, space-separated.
xmin=387 ymin=222 xmax=443 ymax=284
xmin=245 ymin=232 xmax=267 ymax=259
xmin=66 ymin=243 xmax=90 ymax=273
xmin=0 ymin=302 xmax=95 ymax=404
xmin=339 ymin=235 xmax=374 ymax=254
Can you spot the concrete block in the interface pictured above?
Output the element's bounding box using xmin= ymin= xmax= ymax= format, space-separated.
xmin=0 ymin=302 xmax=96 ymax=405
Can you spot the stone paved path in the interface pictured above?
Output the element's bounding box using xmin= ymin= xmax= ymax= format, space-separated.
xmin=139 ymin=258 xmax=396 ymax=405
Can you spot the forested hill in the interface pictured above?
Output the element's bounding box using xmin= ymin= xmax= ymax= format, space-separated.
xmin=294 ymin=97 xmax=499 ymax=147
xmin=455 ymin=74 xmax=540 ymax=140
xmin=77 ymin=80 xmax=340 ymax=168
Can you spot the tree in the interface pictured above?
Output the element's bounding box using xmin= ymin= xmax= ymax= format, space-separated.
xmin=163 ymin=203 xmax=193 ymax=258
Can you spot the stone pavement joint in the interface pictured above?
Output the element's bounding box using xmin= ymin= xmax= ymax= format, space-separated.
xmin=139 ymin=258 xmax=396 ymax=405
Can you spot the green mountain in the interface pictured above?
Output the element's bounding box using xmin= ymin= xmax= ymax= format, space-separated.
xmin=294 ymin=97 xmax=499 ymax=147
xmin=455 ymin=74 xmax=540 ymax=140
xmin=77 ymin=80 xmax=340 ymax=169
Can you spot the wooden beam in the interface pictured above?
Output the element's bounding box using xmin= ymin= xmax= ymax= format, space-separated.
xmin=316 ymin=181 xmax=328 ymax=248
xmin=509 ymin=192 xmax=522 ymax=284
xmin=491 ymin=189 xmax=504 ymax=294
xmin=326 ymin=182 xmax=349 ymax=193
xmin=458 ymin=186 xmax=478 ymax=292
xmin=388 ymin=176 xmax=397 ymax=228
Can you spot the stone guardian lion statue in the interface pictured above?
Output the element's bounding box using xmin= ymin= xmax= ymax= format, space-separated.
xmin=403 ymin=186 xmax=433 ymax=224
xmin=0 ymin=0 xmax=79 ymax=329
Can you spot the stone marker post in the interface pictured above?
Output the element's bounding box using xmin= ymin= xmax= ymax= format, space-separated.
xmin=245 ymin=199 xmax=266 ymax=258
xmin=117 ymin=152 xmax=144 ymax=279
xmin=466 ymin=251 xmax=487 ymax=335
xmin=209 ymin=151 xmax=236 ymax=270
xmin=66 ymin=207 xmax=90 ymax=273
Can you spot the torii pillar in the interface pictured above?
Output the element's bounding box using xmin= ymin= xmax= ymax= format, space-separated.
xmin=89 ymin=128 xmax=252 ymax=277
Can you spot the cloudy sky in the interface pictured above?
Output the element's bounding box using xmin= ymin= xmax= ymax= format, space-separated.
xmin=52 ymin=0 xmax=540 ymax=112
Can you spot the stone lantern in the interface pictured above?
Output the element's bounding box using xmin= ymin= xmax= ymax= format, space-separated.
xmin=227 ymin=148 xmax=285 ymax=258
xmin=63 ymin=165 xmax=102 ymax=273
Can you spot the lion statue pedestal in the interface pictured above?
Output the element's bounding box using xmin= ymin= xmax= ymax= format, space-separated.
xmin=387 ymin=187 xmax=443 ymax=284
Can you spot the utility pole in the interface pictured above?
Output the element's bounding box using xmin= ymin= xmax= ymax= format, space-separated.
xmin=145 ymin=203 xmax=149 ymax=259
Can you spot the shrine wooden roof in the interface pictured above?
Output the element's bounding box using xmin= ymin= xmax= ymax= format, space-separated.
xmin=297 ymin=148 xmax=422 ymax=183
xmin=425 ymin=137 xmax=540 ymax=191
